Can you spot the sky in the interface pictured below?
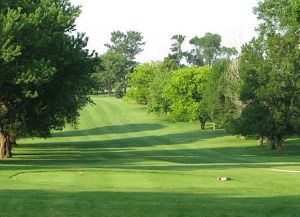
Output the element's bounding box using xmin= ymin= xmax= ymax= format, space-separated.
xmin=70 ymin=0 xmax=259 ymax=62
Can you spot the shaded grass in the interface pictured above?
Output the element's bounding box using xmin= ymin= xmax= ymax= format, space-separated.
xmin=1 ymin=95 xmax=300 ymax=217
xmin=1 ymin=190 xmax=300 ymax=217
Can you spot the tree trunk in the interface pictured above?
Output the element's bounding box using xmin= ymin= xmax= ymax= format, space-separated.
xmin=0 ymin=130 xmax=7 ymax=158
xmin=123 ymin=85 xmax=127 ymax=95
xmin=212 ymin=122 xmax=216 ymax=131
xmin=275 ymin=138 xmax=283 ymax=154
xmin=0 ymin=130 xmax=13 ymax=158
xmin=257 ymin=137 xmax=264 ymax=146
xmin=11 ymin=137 xmax=17 ymax=147
xmin=267 ymin=137 xmax=275 ymax=150
xmin=199 ymin=116 xmax=206 ymax=130
xmin=108 ymin=86 xmax=112 ymax=96
xmin=6 ymin=135 xmax=13 ymax=158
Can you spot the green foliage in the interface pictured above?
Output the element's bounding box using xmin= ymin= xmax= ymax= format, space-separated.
xmin=236 ymin=0 xmax=300 ymax=149
xmin=126 ymin=62 xmax=158 ymax=104
xmin=96 ymin=30 xmax=145 ymax=97
xmin=187 ymin=33 xmax=237 ymax=66
xmin=105 ymin=31 xmax=145 ymax=67
xmin=188 ymin=33 xmax=221 ymax=66
xmin=114 ymin=82 xmax=126 ymax=98
xmin=126 ymin=61 xmax=210 ymax=125
xmin=166 ymin=34 xmax=188 ymax=65
xmin=165 ymin=66 xmax=211 ymax=122
xmin=0 ymin=0 xmax=95 ymax=143
xmin=254 ymin=0 xmax=300 ymax=37
xmin=202 ymin=60 xmax=230 ymax=126
xmin=202 ymin=59 xmax=243 ymax=130
xmin=126 ymin=60 xmax=179 ymax=113
xmin=93 ymin=50 xmax=127 ymax=94
xmin=147 ymin=60 xmax=178 ymax=114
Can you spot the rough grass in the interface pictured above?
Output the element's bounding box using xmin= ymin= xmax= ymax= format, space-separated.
xmin=1 ymin=95 xmax=299 ymax=217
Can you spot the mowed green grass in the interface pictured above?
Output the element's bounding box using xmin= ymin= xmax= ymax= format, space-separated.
xmin=1 ymin=95 xmax=300 ymax=217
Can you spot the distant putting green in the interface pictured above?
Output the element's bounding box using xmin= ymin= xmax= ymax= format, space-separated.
xmin=1 ymin=95 xmax=300 ymax=217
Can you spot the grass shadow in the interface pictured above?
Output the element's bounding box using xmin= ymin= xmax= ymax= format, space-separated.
xmin=0 ymin=189 xmax=299 ymax=217
xmin=2 ymin=133 xmax=299 ymax=171
xmin=53 ymin=123 xmax=166 ymax=137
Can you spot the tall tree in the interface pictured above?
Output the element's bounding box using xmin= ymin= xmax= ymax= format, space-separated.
xmin=164 ymin=66 xmax=211 ymax=127
xmin=126 ymin=60 xmax=179 ymax=106
xmin=167 ymin=34 xmax=187 ymax=65
xmin=202 ymin=59 xmax=242 ymax=130
xmin=187 ymin=33 xmax=237 ymax=66
xmin=105 ymin=31 xmax=145 ymax=65
xmin=189 ymin=33 xmax=221 ymax=66
xmin=0 ymin=0 xmax=96 ymax=158
xmin=236 ymin=0 xmax=300 ymax=152
xmin=126 ymin=62 xmax=158 ymax=104
xmin=93 ymin=50 xmax=127 ymax=95
xmin=102 ymin=30 xmax=145 ymax=96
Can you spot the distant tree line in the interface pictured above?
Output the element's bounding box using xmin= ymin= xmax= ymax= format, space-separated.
xmin=93 ymin=30 xmax=238 ymax=98
xmin=92 ymin=31 xmax=145 ymax=98
xmin=115 ymin=0 xmax=299 ymax=153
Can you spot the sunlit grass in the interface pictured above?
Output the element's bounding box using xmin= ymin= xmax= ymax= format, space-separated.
xmin=1 ymin=95 xmax=299 ymax=217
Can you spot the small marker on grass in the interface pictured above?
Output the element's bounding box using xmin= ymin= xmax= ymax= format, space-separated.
xmin=217 ymin=177 xmax=232 ymax=181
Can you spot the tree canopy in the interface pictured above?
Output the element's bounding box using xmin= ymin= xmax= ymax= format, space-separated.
xmin=93 ymin=50 xmax=127 ymax=95
xmin=105 ymin=31 xmax=145 ymax=66
xmin=165 ymin=66 xmax=211 ymax=123
xmin=236 ymin=0 xmax=300 ymax=152
xmin=167 ymin=34 xmax=187 ymax=65
xmin=95 ymin=30 xmax=145 ymax=97
xmin=187 ymin=33 xmax=237 ymax=66
xmin=202 ymin=59 xmax=242 ymax=130
xmin=126 ymin=62 xmax=159 ymax=104
xmin=0 ymin=0 xmax=96 ymax=158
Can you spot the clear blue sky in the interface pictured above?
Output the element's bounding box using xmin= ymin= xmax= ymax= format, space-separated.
xmin=70 ymin=0 xmax=259 ymax=62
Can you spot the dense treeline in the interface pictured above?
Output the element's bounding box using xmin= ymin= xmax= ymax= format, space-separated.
xmin=93 ymin=30 xmax=237 ymax=97
xmin=125 ymin=58 xmax=240 ymax=129
xmin=117 ymin=0 xmax=299 ymax=152
xmin=124 ymin=31 xmax=241 ymax=127
xmin=126 ymin=62 xmax=211 ymax=125
xmin=95 ymin=30 xmax=239 ymax=128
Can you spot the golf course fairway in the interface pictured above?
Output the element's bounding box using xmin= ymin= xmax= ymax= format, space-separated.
xmin=1 ymin=96 xmax=299 ymax=217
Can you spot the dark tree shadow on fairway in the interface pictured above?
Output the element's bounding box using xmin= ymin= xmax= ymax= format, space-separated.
xmin=0 ymin=189 xmax=299 ymax=217
xmin=3 ymin=134 xmax=300 ymax=171
xmin=22 ymin=129 xmax=227 ymax=150
xmin=53 ymin=123 xmax=166 ymax=137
